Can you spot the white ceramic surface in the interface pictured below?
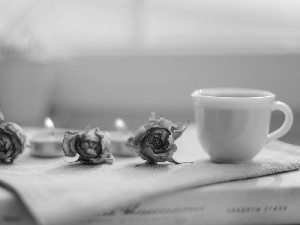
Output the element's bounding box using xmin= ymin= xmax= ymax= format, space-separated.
xmin=191 ymin=88 xmax=294 ymax=163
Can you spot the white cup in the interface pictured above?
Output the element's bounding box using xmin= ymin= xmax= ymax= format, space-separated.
xmin=191 ymin=88 xmax=294 ymax=163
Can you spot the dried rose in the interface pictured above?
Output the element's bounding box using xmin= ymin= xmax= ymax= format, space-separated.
xmin=63 ymin=127 xmax=114 ymax=164
xmin=0 ymin=111 xmax=4 ymax=123
xmin=127 ymin=112 xmax=188 ymax=164
xmin=0 ymin=122 xmax=27 ymax=163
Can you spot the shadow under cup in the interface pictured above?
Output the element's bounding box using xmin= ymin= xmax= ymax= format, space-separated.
xmin=191 ymin=88 xmax=293 ymax=163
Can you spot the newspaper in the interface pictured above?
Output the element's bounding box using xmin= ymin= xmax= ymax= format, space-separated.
xmin=0 ymin=125 xmax=300 ymax=225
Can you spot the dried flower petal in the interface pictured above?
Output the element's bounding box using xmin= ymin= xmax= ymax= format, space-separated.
xmin=127 ymin=112 xmax=187 ymax=164
xmin=0 ymin=122 xmax=27 ymax=163
xmin=0 ymin=111 xmax=4 ymax=124
xmin=62 ymin=127 xmax=114 ymax=164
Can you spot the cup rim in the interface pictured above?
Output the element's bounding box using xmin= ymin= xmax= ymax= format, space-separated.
xmin=191 ymin=88 xmax=275 ymax=108
xmin=191 ymin=88 xmax=275 ymax=99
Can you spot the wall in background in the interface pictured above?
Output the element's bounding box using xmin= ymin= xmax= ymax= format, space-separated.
xmin=0 ymin=54 xmax=299 ymax=131
xmin=53 ymin=54 xmax=300 ymax=111
xmin=0 ymin=61 xmax=55 ymax=126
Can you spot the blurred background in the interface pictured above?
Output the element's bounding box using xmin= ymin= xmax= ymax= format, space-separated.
xmin=0 ymin=0 xmax=299 ymax=144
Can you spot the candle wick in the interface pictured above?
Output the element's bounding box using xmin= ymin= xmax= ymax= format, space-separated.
xmin=49 ymin=126 xmax=55 ymax=136
xmin=44 ymin=117 xmax=56 ymax=136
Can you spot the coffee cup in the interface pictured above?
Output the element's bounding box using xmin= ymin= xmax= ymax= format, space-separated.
xmin=191 ymin=88 xmax=293 ymax=163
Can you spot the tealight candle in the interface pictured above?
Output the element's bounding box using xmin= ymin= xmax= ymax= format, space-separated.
xmin=30 ymin=117 xmax=65 ymax=157
xmin=107 ymin=131 xmax=136 ymax=156
xmin=107 ymin=118 xmax=136 ymax=156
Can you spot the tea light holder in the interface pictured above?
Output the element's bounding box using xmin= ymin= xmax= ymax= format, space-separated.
xmin=30 ymin=117 xmax=65 ymax=157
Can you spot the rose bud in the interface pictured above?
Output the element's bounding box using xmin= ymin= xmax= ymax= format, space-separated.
xmin=62 ymin=127 xmax=114 ymax=164
xmin=0 ymin=122 xmax=27 ymax=163
xmin=127 ymin=112 xmax=188 ymax=164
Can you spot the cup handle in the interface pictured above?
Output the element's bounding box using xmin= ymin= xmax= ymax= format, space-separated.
xmin=266 ymin=101 xmax=294 ymax=144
